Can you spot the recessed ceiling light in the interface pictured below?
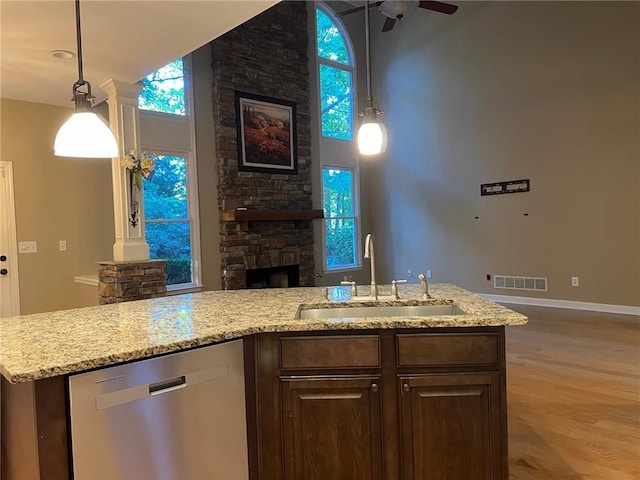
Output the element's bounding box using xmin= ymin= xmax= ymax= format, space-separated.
xmin=51 ymin=50 xmax=76 ymax=60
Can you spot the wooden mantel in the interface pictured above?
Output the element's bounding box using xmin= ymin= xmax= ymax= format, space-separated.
xmin=221 ymin=209 xmax=324 ymax=222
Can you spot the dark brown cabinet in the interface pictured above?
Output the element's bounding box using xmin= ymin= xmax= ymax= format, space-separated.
xmin=281 ymin=376 xmax=383 ymax=480
xmin=246 ymin=327 xmax=508 ymax=480
xmin=399 ymin=373 xmax=504 ymax=480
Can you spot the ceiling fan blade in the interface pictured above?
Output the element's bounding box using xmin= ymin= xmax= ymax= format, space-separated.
xmin=336 ymin=1 xmax=383 ymax=18
xmin=382 ymin=17 xmax=397 ymax=32
xmin=335 ymin=5 xmax=365 ymax=17
xmin=418 ymin=1 xmax=459 ymax=15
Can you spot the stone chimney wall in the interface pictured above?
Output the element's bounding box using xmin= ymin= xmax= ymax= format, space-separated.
xmin=210 ymin=2 xmax=315 ymax=289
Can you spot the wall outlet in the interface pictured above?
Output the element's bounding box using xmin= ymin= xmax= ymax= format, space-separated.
xmin=59 ymin=240 xmax=67 ymax=251
xmin=18 ymin=241 xmax=37 ymax=254
xmin=571 ymin=276 xmax=580 ymax=287
xmin=426 ymin=269 xmax=432 ymax=279
xmin=407 ymin=269 xmax=412 ymax=277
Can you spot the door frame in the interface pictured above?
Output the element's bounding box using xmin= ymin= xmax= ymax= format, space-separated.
xmin=1 ymin=161 xmax=21 ymax=316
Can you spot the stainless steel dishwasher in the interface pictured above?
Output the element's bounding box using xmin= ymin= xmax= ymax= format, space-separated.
xmin=68 ymin=339 xmax=248 ymax=479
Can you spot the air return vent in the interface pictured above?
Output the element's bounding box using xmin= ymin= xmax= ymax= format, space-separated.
xmin=493 ymin=275 xmax=547 ymax=292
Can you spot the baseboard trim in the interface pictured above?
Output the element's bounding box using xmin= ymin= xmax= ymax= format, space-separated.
xmin=478 ymin=293 xmax=640 ymax=316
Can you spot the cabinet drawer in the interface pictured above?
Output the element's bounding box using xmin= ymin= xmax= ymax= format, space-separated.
xmin=280 ymin=335 xmax=380 ymax=370
xmin=397 ymin=333 xmax=498 ymax=367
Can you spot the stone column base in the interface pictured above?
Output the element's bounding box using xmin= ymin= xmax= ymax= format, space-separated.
xmin=98 ymin=260 xmax=167 ymax=304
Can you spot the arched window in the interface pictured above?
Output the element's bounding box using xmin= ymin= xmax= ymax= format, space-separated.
xmin=316 ymin=6 xmax=355 ymax=141
xmin=315 ymin=5 xmax=360 ymax=272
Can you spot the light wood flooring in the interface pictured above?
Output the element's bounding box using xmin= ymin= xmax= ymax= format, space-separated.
xmin=505 ymin=305 xmax=640 ymax=480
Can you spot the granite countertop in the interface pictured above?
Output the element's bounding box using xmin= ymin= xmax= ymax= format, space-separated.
xmin=0 ymin=283 xmax=527 ymax=384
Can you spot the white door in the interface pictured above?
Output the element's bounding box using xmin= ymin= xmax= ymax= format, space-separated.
xmin=0 ymin=161 xmax=20 ymax=317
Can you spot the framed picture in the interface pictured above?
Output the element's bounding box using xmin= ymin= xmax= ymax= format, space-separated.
xmin=235 ymin=91 xmax=298 ymax=174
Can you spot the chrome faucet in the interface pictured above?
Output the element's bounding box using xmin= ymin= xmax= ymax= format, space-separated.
xmin=364 ymin=233 xmax=378 ymax=300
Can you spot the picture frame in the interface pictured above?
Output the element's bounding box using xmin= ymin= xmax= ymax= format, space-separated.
xmin=235 ymin=91 xmax=298 ymax=175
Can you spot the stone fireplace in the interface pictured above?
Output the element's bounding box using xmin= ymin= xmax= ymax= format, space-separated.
xmin=220 ymin=217 xmax=315 ymax=289
xmin=246 ymin=264 xmax=300 ymax=289
xmin=210 ymin=2 xmax=317 ymax=290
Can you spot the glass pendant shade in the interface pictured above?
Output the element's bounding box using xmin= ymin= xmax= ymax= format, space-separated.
xmin=54 ymin=111 xmax=118 ymax=158
xmin=357 ymin=120 xmax=387 ymax=156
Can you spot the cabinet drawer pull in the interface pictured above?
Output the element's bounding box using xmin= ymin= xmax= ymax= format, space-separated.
xmin=403 ymin=383 xmax=411 ymax=392
xmin=371 ymin=383 xmax=379 ymax=393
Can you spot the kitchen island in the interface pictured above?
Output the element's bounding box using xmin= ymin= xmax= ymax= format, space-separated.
xmin=1 ymin=284 xmax=526 ymax=479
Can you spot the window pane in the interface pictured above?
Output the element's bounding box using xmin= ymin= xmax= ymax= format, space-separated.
xmin=138 ymin=58 xmax=186 ymax=115
xmin=316 ymin=9 xmax=350 ymax=65
xmin=325 ymin=218 xmax=357 ymax=269
xmin=145 ymin=221 xmax=192 ymax=285
xmin=323 ymin=168 xmax=354 ymax=217
xmin=143 ymin=155 xmax=187 ymax=220
xmin=320 ymin=64 xmax=352 ymax=140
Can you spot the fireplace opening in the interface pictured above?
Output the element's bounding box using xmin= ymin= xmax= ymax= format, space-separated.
xmin=246 ymin=265 xmax=300 ymax=289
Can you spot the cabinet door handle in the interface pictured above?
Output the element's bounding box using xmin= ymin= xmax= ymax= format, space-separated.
xmin=371 ymin=383 xmax=379 ymax=393
xmin=403 ymin=383 xmax=411 ymax=392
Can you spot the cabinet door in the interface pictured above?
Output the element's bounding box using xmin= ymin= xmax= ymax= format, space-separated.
xmin=399 ymin=373 xmax=505 ymax=480
xmin=282 ymin=376 xmax=383 ymax=480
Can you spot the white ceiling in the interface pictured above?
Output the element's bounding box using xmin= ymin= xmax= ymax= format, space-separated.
xmin=1 ymin=0 xmax=280 ymax=107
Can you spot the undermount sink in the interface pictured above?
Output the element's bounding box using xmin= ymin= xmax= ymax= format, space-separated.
xmin=297 ymin=303 xmax=467 ymax=320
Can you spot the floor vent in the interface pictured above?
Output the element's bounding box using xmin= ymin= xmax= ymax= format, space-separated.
xmin=494 ymin=275 xmax=547 ymax=292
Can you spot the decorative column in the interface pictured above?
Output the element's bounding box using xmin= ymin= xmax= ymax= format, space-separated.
xmin=101 ymin=79 xmax=149 ymax=261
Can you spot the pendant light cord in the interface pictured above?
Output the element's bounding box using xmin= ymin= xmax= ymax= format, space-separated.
xmin=72 ymin=0 xmax=93 ymax=110
xmin=75 ymin=0 xmax=84 ymax=84
xmin=364 ymin=0 xmax=372 ymax=99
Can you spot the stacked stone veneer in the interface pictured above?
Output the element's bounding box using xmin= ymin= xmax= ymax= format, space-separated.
xmin=211 ymin=2 xmax=315 ymax=290
xmin=98 ymin=260 xmax=167 ymax=304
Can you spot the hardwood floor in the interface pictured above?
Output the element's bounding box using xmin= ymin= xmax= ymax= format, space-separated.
xmin=505 ymin=305 xmax=640 ymax=480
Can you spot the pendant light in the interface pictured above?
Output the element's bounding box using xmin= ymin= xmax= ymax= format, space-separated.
xmin=357 ymin=0 xmax=387 ymax=156
xmin=54 ymin=0 xmax=118 ymax=158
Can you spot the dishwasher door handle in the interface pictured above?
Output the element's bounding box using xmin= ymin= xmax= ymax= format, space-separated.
xmin=95 ymin=364 xmax=229 ymax=410
xmin=149 ymin=376 xmax=186 ymax=396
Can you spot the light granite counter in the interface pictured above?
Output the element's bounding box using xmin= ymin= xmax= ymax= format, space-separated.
xmin=0 ymin=283 xmax=526 ymax=384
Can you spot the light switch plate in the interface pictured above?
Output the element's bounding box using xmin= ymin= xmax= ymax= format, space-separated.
xmin=19 ymin=241 xmax=38 ymax=253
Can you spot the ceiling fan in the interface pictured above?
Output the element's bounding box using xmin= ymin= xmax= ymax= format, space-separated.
xmin=337 ymin=0 xmax=458 ymax=32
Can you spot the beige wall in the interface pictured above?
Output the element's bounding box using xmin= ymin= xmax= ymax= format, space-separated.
xmin=368 ymin=1 xmax=639 ymax=306
xmin=0 ymin=99 xmax=115 ymax=314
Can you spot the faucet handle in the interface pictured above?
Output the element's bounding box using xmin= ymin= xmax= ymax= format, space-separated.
xmin=391 ymin=279 xmax=407 ymax=299
xmin=340 ymin=281 xmax=358 ymax=297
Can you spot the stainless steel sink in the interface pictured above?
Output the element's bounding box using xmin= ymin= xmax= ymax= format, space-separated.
xmin=297 ymin=304 xmax=467 ymax=320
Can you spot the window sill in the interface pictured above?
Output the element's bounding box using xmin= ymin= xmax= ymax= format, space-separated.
xmin=323 ymin=265 xmax=363 ymax=275
xmin=74 ymin=275 xmax=99 ymax=286
xmin=166 ymin=284 xmax=204 ymax=296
